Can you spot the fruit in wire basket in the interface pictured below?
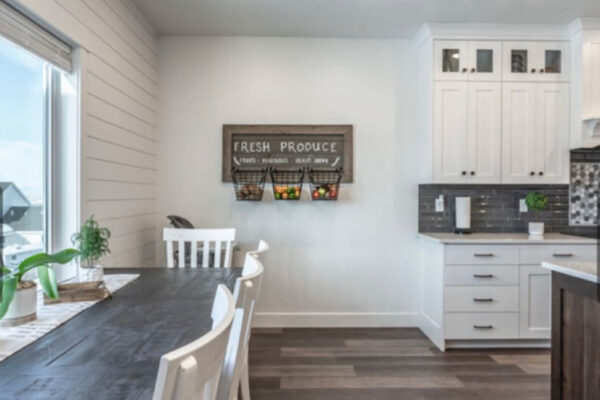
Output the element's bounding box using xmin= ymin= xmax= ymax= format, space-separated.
xmin=312 ymin=184 xmax=339 ymax=200
xmin=236 ymin=184 xmax=264 ymax=200
xmin=273 ymin=184 xmax=302 ymax=200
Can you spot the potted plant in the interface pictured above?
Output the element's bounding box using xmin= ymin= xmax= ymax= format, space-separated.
xmin=0 ymin=249 xmax=79 ymax=324
xmin=71 ymin=216 xmax=111 ymax=282
xmin=525 ymin=191 xmax=548 ymax=239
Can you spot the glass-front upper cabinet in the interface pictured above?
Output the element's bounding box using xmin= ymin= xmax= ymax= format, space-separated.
xmin=434 ymin=41 xmax=468 ymax=80
xmin=503 ymin=42 xmax=569 ymax=82
xmin=434 ymin=41 xmax=501 ymax=81
xmin=467 ymin=42 xmax=502 ymax=81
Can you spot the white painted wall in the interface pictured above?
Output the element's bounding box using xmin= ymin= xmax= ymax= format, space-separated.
xmin=157 ymin=37 xmax=421 ymax=326
xmin=14 ymin=0 xmax=158 ymax=267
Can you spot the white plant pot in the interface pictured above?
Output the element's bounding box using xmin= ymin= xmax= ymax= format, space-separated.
xmin=4 ymin=284 xmax=37 ymax=322
xmin=528 ymin=222 xmax=545 ymax=239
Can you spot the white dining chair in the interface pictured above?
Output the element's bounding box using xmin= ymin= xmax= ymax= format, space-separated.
xmin=164 ymin=228 xmax=236 ymax=268
xmin=153 ymin=284 xmax=236 ymax=400
xmin=247 ymin=240 xmax=269 ymax=259
xmin=216 ymin=253 xmax=265 ymax=400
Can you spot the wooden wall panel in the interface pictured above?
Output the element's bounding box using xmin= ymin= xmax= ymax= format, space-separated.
xmin=16 ymin=0 xmax=158 ymax=267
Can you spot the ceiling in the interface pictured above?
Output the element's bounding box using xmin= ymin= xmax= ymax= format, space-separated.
xmin=131 ymin=0 xmax=600 ymax=38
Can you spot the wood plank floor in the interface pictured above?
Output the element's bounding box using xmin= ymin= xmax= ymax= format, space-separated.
xmin=248 ymin=328 xmax=550 ymax=400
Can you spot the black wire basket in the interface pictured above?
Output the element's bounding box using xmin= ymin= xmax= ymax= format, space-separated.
xmin=307 ymin=168 xmax=343 ymax=201
xmin=270 ymin=168 xmax=305 ymax=200
xmin=232 ymin=168 xmax=267 ymax=201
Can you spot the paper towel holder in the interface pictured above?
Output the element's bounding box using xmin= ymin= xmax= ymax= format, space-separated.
xmin=454 ymin=196 xmax=472 ymax=234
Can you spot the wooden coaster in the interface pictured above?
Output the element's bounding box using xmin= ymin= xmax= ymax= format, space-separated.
xmin=43 ymin=281 xmax=112 ymax=305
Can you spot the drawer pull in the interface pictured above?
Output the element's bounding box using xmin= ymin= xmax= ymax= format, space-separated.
xmin=553 ymin=253 xmax=573 ymax=257
xmin=473 ymin=274 xmax=494 ymax=278
xmin=473 ymin=324 xmax=493 ymax=329
xmin=473 ymin=298 xmax=494 ymax=302
xmin=473 ymin=253 xmax=494 ymax=257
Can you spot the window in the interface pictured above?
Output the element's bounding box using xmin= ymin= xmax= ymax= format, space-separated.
xmin=0 ymin=37 xmax=51 ymax=268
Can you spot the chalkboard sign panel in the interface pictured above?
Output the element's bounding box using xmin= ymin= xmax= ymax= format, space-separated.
xmin=222 ymin=125 xmax=353 ymax=183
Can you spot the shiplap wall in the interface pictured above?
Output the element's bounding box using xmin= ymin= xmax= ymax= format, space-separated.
xmin=14 ymin=0 xmax=158 ymax=267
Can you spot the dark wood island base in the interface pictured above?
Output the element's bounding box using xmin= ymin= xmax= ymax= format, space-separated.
xmin=551 ymin=270 xmax=600 ymax=400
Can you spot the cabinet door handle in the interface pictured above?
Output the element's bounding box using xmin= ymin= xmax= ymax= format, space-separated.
xmin=553 ymin=253 xmax=574 ymax=257
xmin=473 ymin=324 xmax=493 ymax=329
xmin=539 ymin=171 xmax=544 ymax=176
xmin=462 ymin=67 xmax=468 ymax=73
xmin=530 ymin=171 xmax=535 ymax=176
xmin=471 ymin=68 xmax=476 ymax=73
xmin=474 ymin=253 xmax=494 ymax=257
xmin=473 ymin=274 xmax=494 ymax=278
xmin=462 ymin=171 xmax=467 ymax=175
xmin=540 ymin=69 xmax=545 ymax=73
xmin=473 ymin=298 xmax=494 ymax=302
xmin=470 ymin=171 xmax=475 ymax=175
xmin=531 ymin=68 xmax=536 ymax=73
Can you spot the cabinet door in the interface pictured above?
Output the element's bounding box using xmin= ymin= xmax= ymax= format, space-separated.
xmin=502 ymin=83 xmax=537 ymax=183
xmin=434 ymin=41 xmax=469 ymax=81
xmin=503 ymin=42 xmax=538 ymax=81
xmin=467 ymin=41 xmax=502 ymax=81
xmin=434 ymin=82 xmax=468 ymax=182
xmin=519 ymin=265 xmax=551 ymax=339
xmin=536 ymin=42 xmax=570 ymax=82
xmin=534 ymin=83 xmax=569 ymax=183
xmin=467 ymin=82 xmax=501 ymax=182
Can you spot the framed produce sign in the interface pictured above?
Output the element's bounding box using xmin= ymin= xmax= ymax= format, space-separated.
xmin=222 ymin=124 xmax=353 ymax=183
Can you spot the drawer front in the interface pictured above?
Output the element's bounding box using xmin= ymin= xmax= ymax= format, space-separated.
xmin=445 ymin=245 xmax=519 ymax=265
xmin=445 ymin=286 xmax=519 ymax=312
xmin=445 ymin=312 xmax=519 ymax=339
xmin=445 ymin=266 xmax=519 ymax=286
xmin=520 ymin=244 xmax=596 ymax=265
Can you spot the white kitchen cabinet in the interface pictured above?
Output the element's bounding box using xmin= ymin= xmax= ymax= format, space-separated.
xmin=570 ymin=25 xmax=600 ymax=148
xmin=534 ymin=83 xmax=570 ymax=181
xmin=434 ymin=81 xmax=501 ymax=183
xmin=503 ymin=41 xmax=569 ymax=82
xmin=433 ymin=82 xmax=468 ymax=181
xmin=519 ymin=265 xmax=551 ymax=339
xmin=467 ymin=82 xmax=502 ymax=182
xmin=502 ymin=82 xmax=569 ymax=183
xmin=434 ymin=40 xmax=502 ymax=81
xmin=434 ymin=41 xmax=469 ymax=81
xmin=417 ymin=233 xmax=597 ymax=351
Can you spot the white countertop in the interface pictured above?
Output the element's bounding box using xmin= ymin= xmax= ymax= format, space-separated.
xmin=417 ymin=232 xmax=597 ymax=244
xmin=542 ymin=261 xmax=599 ymax=283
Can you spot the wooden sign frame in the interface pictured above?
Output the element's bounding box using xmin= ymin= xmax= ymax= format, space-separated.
xmin=222 ymin=124 xmax=353 ymax=183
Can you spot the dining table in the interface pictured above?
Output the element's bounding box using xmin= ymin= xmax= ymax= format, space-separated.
xmin=0 ymin=267 xmax=242 ymax=400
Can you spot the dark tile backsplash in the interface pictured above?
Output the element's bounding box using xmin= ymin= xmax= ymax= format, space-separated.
xmin=418 ymin=184 xmax=597 ymax=238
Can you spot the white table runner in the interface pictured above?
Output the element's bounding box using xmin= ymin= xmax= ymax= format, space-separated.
xmin=0 ymin=274 xmax=139 ymax=362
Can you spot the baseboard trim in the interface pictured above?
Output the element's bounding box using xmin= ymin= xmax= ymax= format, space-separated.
xmin=253 ymin=312 xmax=420 ymax=328
xmin=446 ymin=339 xmax=551 ymax=349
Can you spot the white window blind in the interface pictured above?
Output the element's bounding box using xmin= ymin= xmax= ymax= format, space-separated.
xmin=0 ymin=2 xmax=72 ymax=72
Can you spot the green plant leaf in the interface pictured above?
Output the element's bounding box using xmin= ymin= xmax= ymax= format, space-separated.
xmin=525 ymin=191 xmax=547 ymax=212
xmin=72 ymin=216 xmax=111 ymax=266
xmin=37 ymin=266 xmax=59 ymax=299
xmin=18 ymin=249 xmax=80 ymax=278
xmin=0 ymin=275 xmax=18 ymax=320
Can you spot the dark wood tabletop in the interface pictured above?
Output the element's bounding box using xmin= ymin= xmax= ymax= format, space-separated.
xmin=0 ymin=268 xmax=242 ymax=400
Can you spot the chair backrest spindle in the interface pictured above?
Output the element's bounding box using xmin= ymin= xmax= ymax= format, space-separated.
xmin=163 ymin=228 xmax=236 ymax=268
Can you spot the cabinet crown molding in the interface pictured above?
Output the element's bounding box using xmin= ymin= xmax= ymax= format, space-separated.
xmin=568 ymin=18 xmax=600 ymax=36
xmin=415 ymin=23 xmax=570 ymax=45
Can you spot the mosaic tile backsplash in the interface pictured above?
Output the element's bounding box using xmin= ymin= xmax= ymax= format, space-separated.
xmin=570 ymin=163 xmax=600 ymax=226
xmin=419 ymin=184 xmax=597 ymax=237
xmin=569 ymin=148 xmax=600 ymax=226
